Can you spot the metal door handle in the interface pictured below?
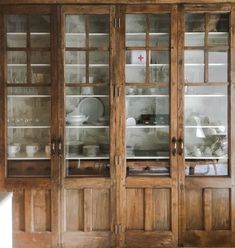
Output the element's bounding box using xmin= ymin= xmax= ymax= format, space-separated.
xmin=51 ymin=139 xmax=56 ymax=156
xmin=58 ymin=138 xmax=63 ymax=157
xmin=172 ymin=137 xmax=177 ymax=156
xmin=178 ymin=138 xmax=184 ymax=155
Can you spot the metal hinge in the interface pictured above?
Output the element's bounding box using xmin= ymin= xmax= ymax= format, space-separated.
xmin=113 ymin=86 xmax=121 ymax=97
xmin=114 ymin=224 xmax=122 ymax=234
xmin=114 ymin=155 xmax=121 ymax=166
xmin=114 ymin=18 xmax=121 ymax=28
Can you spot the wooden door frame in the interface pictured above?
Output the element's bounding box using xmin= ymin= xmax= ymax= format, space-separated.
xmin=116 ymin=4 xmax=179 ymax=247
xmin=0 ymin=5 xmax=60 ymax=248
xmin=58 ymin=5 xmax=118 ymax=247
xmin=178 ymin=4 xmax=235 ymax=247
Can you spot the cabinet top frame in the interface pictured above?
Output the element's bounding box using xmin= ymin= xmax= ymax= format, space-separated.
xmin=0 ymin=0 xmax=234 ymax=5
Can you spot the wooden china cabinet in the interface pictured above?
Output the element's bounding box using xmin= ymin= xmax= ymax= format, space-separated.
xmin=0 ymin=2 xmax=234 ymax=248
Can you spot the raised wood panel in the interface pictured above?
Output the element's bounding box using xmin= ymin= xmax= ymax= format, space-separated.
xmin=152 ymin=188 xmax=171 ymax=231
xmin=126 ymin=188 xmax=144 ymax=230
xmin=183 ymin=230 xmax=235 ymax=247
xmin=13 ymin=189 xmax=25 ymax=232
xmin=212 ymin=188 xmax=231 ymax=230
xmin=92 ymin=189 xmax=110 ymax=231
xmin=32 ymin=189 xmax=51 ymax=232
xmin=125 ymin=231 xmax=174 ymax=248
xmin=186 ymin=189 xmax=203 ymax=230
xmin=65 ymin=189 xmax=84 ymax=232
xmin=62 ymin=232 xmax=113 ymax=248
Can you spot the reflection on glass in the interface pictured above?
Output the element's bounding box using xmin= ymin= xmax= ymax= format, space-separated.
xmin=125 ymin=86 xmax=169 ymax=176
xmin=208 ymin=14 xmax=229 ymax=46
xmin=150 ymin=51 xmax=169 ymax=83
xmin=7 ymin=51 xmax=27 ymax=84
xmin=126 ymin=14 xmax=146 ymax=47
xmin=7 ymin=86 xmax=51 ymax=168
xmin=185 ymin=14 xmax=205 ymax=47
xmin=126 ymin=50 xmax=146 ymax=83
xmin=208 ymin=51 xmax=228 ymax=83
xmin=150 ymin=14 xmax=170 ymax=48
xmin=31 ymin=52 xmax=50 ymax=84
xmin=88 ymin=15 xmax=109 ymax=33
xmin=66 ymin=15 xmax=85 ymax=47
xmin=184 ymin=86 xmax=228 ymax=176
xmin=184 ymin=50 xmax=204 ymax=83
xmin=30 ymin=15 xmax=50 ymax=48
xmin=7 ymin=15 xmax=27 ymax=48
xmin=65 ymin=89 xmax=110 ymax=176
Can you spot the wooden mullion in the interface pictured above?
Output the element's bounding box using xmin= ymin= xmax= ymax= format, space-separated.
xmin=177 ymin=5 xmax=185 ymax=247
xmin=85 ymin=15 xmax=89 ymax=83
xmin=6 ymin=83 xmax=51 ymax=87
xmin=126 ymin=82 xmax=169 ymax=87
xmin=64 ymin=83 xmax=108 ymax=87
xmin=170 ymin=5 xmax=179 ymax=244
xmin=204 ymin=14 xmax=208 ymax=84
xmin=26 ymin=15 xmax=31 ymax=85
xmin=65 ymin=47 xmax=109 ymax=52
xmin=185 ymin=82 xmax=229 ymax=87
xmin=146 ymin=14 xmax=150 ymax=84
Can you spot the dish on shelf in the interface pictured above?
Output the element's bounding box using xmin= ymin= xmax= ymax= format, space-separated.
xmin=66 ymin=114 xmax=88 ymax=125
xmin=66 ymin=141 xmax=83 ymax=155
xmin=77 ymin=97 xmax=104 ymax=122
xmin=126 ymin=117 xmax=136 ymax=126
xmin=83 ymin=145 xmax=100 ymax=157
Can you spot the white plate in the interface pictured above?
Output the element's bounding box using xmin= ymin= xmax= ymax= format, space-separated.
xmin=77 ymin=98 xmax=104 ymax=122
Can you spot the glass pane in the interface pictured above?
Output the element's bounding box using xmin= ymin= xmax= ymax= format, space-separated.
xmin=30 ymin=15 xmax=50 ymax=32
xmin=126 ymin=86 xmax=169 ymax=176
xmin=184 ymin=50 xmax=204 ymax=83
xmin=7 ymin=51 xmax=27 ymax=84
xmin=65 ymin=86 xmax=110 ymax=177
xmin=150 ymin=51 xmax=169 ymax=83
xmin=88 ymin=15 xmax=109 ymax=48
xmin=208 ymin=51 xmax=228 ymax=83
xmin=184 ymin=86 xmax=228 ymax=176
xmin=7 ymin=87 xmax=51 ymax=177
xmin=65 ymin=51 xmax=85 ymax=84
xmin=208 ymin=14 xmax=229 ymax=46
xmin=65 ymin=15 xmax=85 ymax=47
xmin=30 ymin=15 xmax=50 ymax=48
xmin=7 ymin=15 xmax=27 ymax=48
xmin=89 ymin=51 xmax=109 ymax=84
xmin=126 ymin=14 xmax=146 ymax=47
xmin=150 ymin=14 xmax=170 ymax=48
xmin=89 ymin=34 xmax=109 ymax=48
xmin=126 ymin=50 xmax=146 ymax=83
xmin=185 ymin=14 xmax=205 ymax=47
xmin=31 ymin=52 xmax=50 ymax=84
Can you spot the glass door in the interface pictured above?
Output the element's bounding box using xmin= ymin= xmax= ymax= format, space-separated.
xmin=180 ymin=9 xmax=234 ymax=247
xmin=64 ymin=13 xmax=110 ymax=177
xmin=6 ymin=14 xmax=53 ymax=177
xmin=184 ymin=13 xmax=229 ymax=176
xmin=121 ymin=5 xmax=178 ymax=248
xmin=125 ymin=13 xmax=171 ymax=176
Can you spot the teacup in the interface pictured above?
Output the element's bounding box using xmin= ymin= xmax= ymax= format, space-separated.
xmin=8 ymin=144 xmax=20 ymax=157
xmin=26 ymin=144 xmax=39 ymax=157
